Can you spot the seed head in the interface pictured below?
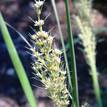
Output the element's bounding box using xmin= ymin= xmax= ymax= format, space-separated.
xmin=34 ymin=0 xmax=44 ymax=9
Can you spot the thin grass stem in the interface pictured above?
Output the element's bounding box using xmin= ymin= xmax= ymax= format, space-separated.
xmin=64 ymin=0 xmax=79 ymax=107
xmin=51 ymin=0 xmax=72 ymax=88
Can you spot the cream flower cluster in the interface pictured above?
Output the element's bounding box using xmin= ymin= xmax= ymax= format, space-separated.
xmin=75 ymin=0 xmax=96 ymax=66
xmin=31 ymin=1 xmax=69 ymax=107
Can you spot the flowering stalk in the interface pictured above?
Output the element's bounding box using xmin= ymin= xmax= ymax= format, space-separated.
xmin=31 ymin=1 xmax=69 ymax=107
xmin=75 ymin=0 xmax=102 ymax=107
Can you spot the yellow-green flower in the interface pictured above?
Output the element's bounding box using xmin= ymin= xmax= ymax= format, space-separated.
xmin=31 ymin=1 xmax=69 ymax=107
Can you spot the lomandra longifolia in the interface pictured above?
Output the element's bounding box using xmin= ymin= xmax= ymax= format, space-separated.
xmin=30 ymin=1 xmax=69 ymax=107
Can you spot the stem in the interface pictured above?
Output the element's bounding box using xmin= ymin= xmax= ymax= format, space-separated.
xmin=38 ymin=15 xmax=43 ymax=31
xmin=64 ymin=0 xmax=79 ymax=107
xmin=90 ymin=60 xmax=103 ymax=107
xmin=51 ymin=0 xmax=72 ymax=88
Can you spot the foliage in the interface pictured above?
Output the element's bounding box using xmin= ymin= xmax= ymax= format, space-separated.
xmin=0 ymin=0 xmax=104 ymax=107
xmin=0 ymin=13 xmax=37 ymax=107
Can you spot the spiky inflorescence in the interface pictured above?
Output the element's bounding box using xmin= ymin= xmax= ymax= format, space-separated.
xmin=74 ymin=0 xmax=96 ymax=66
xmin=31 ymin=1 xmax=69 ymax=107
xmin=74 ymin=0 xmax=102 ymax=107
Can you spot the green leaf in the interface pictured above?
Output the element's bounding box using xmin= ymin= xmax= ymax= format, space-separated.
xmin=0 ymin=13 xmax=37 ymax=107
xmin=64 ymin=0 xmax=79 ymax=107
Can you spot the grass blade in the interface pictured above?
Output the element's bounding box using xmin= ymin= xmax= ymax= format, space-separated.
xmin=64 ymin=0 xmax=79 ymax=107
xmin=0 ymin=13 xmax=37 ymax=107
